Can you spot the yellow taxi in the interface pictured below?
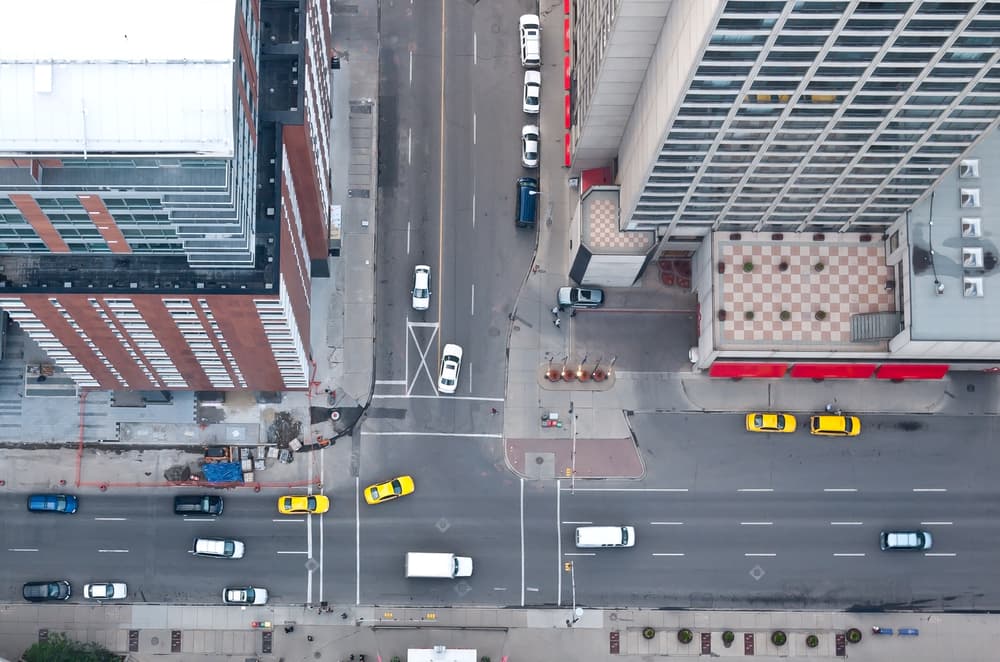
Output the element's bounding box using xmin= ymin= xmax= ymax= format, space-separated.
xmin=809 ymin=414 xmax=861 ymax=437
xmin=363 ymin=475 xmax=415 ymax=505
xmin=745 ymin=412 xmax=797 ymax=433
xmin=277 ymin=494 xmax=330 ymax=515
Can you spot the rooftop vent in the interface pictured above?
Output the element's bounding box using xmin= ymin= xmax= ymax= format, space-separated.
xmin=960 ymin=159 xmax=980 ymax=179
xmin=962 ymin=217 xmax=982 ymax=238
xmin=963 ymin=247 xmax=984 ymax=269
xmin=964 ymin=277 xmax=984 ymax=298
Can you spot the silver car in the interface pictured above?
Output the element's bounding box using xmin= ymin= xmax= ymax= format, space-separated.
xmin=557 ymin=286 xmax=605 ymax=309
xmin=880 ymin=530 xmax=933 ymax=550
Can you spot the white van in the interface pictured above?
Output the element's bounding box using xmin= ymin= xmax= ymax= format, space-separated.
xmin=575 ymin=526 xmax=636 ymax=548
xmin=519 ymin=14 xmax=541 ymax=68
xmin=193 ymin=537 xmax=245 ymax=559
xmin=405 ymin=552 xmax=473 ymax=578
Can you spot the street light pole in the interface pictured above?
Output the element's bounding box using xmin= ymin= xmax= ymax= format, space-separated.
xmin=570 ymin=401 xmax=577 ymax=495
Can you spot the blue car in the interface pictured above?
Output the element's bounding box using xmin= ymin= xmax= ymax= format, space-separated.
xmin=27 ymin=494 xmax=79 ymax=514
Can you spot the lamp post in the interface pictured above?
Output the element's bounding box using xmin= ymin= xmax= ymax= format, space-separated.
xmin=564 ymin=561 xmax=583 ymax=626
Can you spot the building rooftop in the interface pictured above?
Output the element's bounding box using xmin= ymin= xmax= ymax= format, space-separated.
xmin=582 ymin=187 xmax=653 ymax=255
xmin=0 ymin=0 xmax=236 ymax=156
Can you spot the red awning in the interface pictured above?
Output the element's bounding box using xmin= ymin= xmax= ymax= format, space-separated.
xmin=564 ymin=132 xmax=572 ymax=168
xmin=789 ymin=363 xmax=877 ymax=379
xmin=564 ymin=55 xmax=571 ymax=90
xmin=564 ymin=93 xmax=571 ymax=129
xmin=709 ymin=362 xmax=788 ymax=378
xmin=564 ymin=18 xmax=571 ymax=53
xmin=875 ymin=364 xmax=949 ymax=380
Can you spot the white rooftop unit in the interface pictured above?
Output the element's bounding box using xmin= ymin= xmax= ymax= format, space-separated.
xmin=407 ymin=648 xmax=478 ymax=662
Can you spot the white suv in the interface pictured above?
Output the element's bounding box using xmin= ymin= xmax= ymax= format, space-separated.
xmin=519 ymin=14 xmax=540 ymax=68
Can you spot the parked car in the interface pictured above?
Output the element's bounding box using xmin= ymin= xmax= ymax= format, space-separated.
xmin=515 ymin=177 xmax=538 ymax=228
xmin=23 ymin=580 xmax=71 ymax=602
xmin=880 ymin=530 xmax=933 ymax=551
xmin=27 ymin=494 xmax=78 ymax=514
xmin=173 ymin=494 xmax=224 ymax=516
xmin=277 ymin=494 xmax=330 ymax=515
xmin=223 ymin=586 xmax=269 ymax=605
xmin=438 ymin=344 xmax=463 ymax=394
xmin=523 ymin=70 xmax=540 ymax=114
xmin=809 ymin=414 xmax=861 ymax=437
xmin=557 ymin=286 xmax=604 ymax=309
xmin=364 ymin=475 xmax=415 ymax=505
xmin=519 ymin=14 xmax=541 ymax=67
xmin=745 ymin=413 xmax=797 ymax=433
xmin=412 ymin=265 xmax=431 ymax=311
xmin=83 ymin=582 xmax=127 ymax=600
xmin=521 ymin=124 xmax=539 ymax=168
xmin=192 ymin=537 xmax=245 ymax=559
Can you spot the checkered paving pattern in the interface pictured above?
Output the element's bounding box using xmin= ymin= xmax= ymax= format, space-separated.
xmin=718 ymin=241 xmax=895 ymax=346
xmin=585 ymin=198 xmax=653 ymax=251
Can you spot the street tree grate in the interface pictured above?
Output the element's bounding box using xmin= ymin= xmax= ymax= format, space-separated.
xmin=128 ymin=630 xmax=139 ymax=652
xmin=262 ymin=631 xmax=273 ymax=654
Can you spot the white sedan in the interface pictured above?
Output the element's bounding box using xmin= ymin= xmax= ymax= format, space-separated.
xmin=523 ymin=70 xmax=540 ymax=114
xmin=521 ymin=124 xmax=539 ymax=168
xmin=438 ymin=343 xmax=463 ymax=394
xmin=412 ymin=265 xmax=431 ymax=311
xmin=223 ymin=586 xmax=269 ymax=605
xmin=83 ymin=582 xmax=127 ymax=600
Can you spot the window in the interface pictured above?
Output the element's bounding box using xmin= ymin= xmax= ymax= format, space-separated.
xmin=960 ymin=188 xmax=981 ymax=208
xmin=959 ymin=159 xmax=980 ymax=178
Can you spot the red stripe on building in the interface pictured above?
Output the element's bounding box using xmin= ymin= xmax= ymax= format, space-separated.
xmin=9 ymin=194 xmax=70 ymax=252
xmin=789 ymin=363 xmax=877 ymax=379
xmin=565 ymin=93 xmax=571 ymax=129
xmin=76 ymin=195 xmax=131 ymax=253
xmin=564 ymin=19 xmax=571 ymax=53
xmin=709 ymin=362 xmax=788 ymax=378
xmin=564 ymin=55 xmax=571 ymax=90
xmin=875 ymin=364 xmax=949 ymax=380
xmin=564 ymin=132 xmax=572 ymax=168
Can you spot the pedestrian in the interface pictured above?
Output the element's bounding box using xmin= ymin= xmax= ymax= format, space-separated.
xmin=569 ymin=308 xmax=577 ymax=318
xmin=554 ymin=317 xmax=561 ymax=329
xmin=551 ymin=305 xmax=560 ymax=316
xmin=490 ymin=407 xmax=498 ymax=415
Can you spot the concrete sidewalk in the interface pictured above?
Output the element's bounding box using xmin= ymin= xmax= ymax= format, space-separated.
xmin=1 ymin=604 xmax=995 ymax=662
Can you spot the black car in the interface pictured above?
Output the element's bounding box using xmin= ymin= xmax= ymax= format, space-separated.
xmin=174 ymin=494 xmax=224 ymax=516
xmin=23 ymin=580 xmax=71 ymax=602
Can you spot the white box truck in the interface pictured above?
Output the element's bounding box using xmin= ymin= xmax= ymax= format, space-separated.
xmin=405 ymin=552 xmax=473 ymax=578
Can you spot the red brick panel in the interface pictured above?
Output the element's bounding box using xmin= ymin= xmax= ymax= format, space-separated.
xmin=76 ymin=195 xmax=131 ymax=253
xmin=19 ymin=295 xmax=123 ymax=388
xmin=282 ymin=124 xmax=329 ymax=261
xmin=206 ymin=295 xmax=284 ymax=390
xmin=279 ymin=194 xmax=312 ymax=353
xmin=59 ymin=297 xmax=153 ymax=389
xmin=9 ymin=194 xmax=70 ymax=253
xmin=131 ymin=296 xmax=212 ymax=391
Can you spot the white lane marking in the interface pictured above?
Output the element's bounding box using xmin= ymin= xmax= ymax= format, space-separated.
xmin=8 ymin=548 xmax=38 ymax=552
xmin=363 ymin=431 xmax=503 ymax=438
xmin=925 ymin=553 xmax=957 ymax=557
xmin=652 ymin=553 xmax=685 ymax=557
xmin=556 ymin=479 xmax=562 ymax=607
xmin=467 ymin=361 xmax=473 ymax=393
xmin=409 ymin=50 xmax=413 ymax=85
xmin=913 ymin=488 xmax=947 ymax=492
xmin=650 ymin=521 xmax=684 ymax=525
xmin=473 ymin=33 xmax=477 ymax=65
xmin=470 ymin=284 xmax=475 ymax=316
xmin=526 ymin=587 xmax=539 ymax=592
xmin=406 ymin=221 xmax=411 ymax=254
xmin=562 ymin=521 xmax=592 ymax=525
xmin=564 ymin=552 xmax=595 ymax=557
xmin=473 ymin=113 xmax=477 ymax=146
xmin=520 ymin=478 xmax=525 ymax=607
xmin=274 ymin=518 xmax=305 ymax=523
xmin=830 ymin=522 xmax=864 ymax=526
xmin=98 ymin=549 xmax=129 ymax=553
xmin=356 ymin=476 xmax=361 ymax=606
xmin=405 ymin=320 xmax=440 ymax=396
xmin=744 ymin=553 xmax=776 ymax=557
xmin=277 ymin=550 xmax=309 ymax=555
xmin=738 ymin=488 xmax=774 ymax=493
xmin=921 ymin=521 xmax=953 ymax=525
xmin=740 ymin=522 xmax=773 ymax=526
xmin=559 ymin=487 xmax=689 ymax=493
xmin=183 ymin=518 xmax=218 ymax=523
xmin=493 ymin=587 xmax=507 ymax=591
xmin=408 ymin=127 xmax=412 ymax=165
xmin=372 ymin=394 xmax=504 ymax=402
xmin=319 ymin=446 xmax=326 ymax=605
xmin=833 ymin=553 xmax=866 ymax=557
xmin=472 ymin=191 xmax=476 ymax=229
xmin=824 ymin=488 xmax=858 ymax=492
xmin=94 ymin=517 xmax=127 ymax=521
xmin=375 ymin=379 xmax=407 ymax=385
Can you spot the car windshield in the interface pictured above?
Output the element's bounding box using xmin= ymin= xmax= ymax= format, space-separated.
xmin=414 ymin=287 xmax=428 ymax=297
xmin=843 ymin=418 xmax=853 ymax=433
xmin=306 ymin=497 xmax=316 ymax=509
xmin=391 ymin=479 xmax=403 ymax=495
xmin=224 ymin=541 xmax=235 ymax=554
xmin=368 ymin=486 xmax=382 ymax=501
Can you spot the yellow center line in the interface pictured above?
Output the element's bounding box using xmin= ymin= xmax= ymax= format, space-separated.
xmin=436 ymin=2 xmax=447 ymax=370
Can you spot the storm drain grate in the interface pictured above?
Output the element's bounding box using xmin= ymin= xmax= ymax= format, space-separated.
xmin=333 ymin=3 xmax=359 ymax=14
xmin=348 ymin=189 xmax=370 ymax=198
xmin=128 ymin=630 xmax=139 ymax=652
xmin=171 ymin=631 xmax=182 ymax=653
xmin=350 ymin=103 xmax=372 ymax=114
xmin=262 ymin=631 xmax=273 ymax=654
xmin=38 ymin=629 xmax=48 ymax=643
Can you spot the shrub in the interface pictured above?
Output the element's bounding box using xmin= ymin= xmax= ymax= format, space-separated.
xmin=677 ymin=628 xmax=693 ymax=644
xmin=814 ymin=261 xmax=825 ymax=272
xmin=806 ymin=634 xmax=819 ymax=648
xmin=815 ymin=310 xmax=827 ymax=321
xmin=771 ymin=630 xmax=787 ymax=646
xmin=779 ymin=310 xmax=791 ymax=321
xmin=743 ymin=261 xmax=754 ymax=272
xmin=744 ymin=310 xmax=755 ymax=320
xmin=778 ymin=261 xmax=789 ymax=272
xmin=722 ymin=630 xmax=735 ymax=646
xmin=642 ymin=627 xmax=656 ymax=640
xmin=847 ymin=628 xmax=863 ymax=644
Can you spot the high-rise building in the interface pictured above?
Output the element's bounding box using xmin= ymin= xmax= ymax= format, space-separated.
xmin=570 ymin=0 xmax=1000 ymax=252
xmin=0 ymin=0 xmax=333 ymax=391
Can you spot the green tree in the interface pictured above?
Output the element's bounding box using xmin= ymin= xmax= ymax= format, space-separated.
xmin=22 ymin=633 xmax=120 ymax=662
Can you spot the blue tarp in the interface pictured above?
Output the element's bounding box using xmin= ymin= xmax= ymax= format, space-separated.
xmin=202 ymin=462 xmax=243 ymax=483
